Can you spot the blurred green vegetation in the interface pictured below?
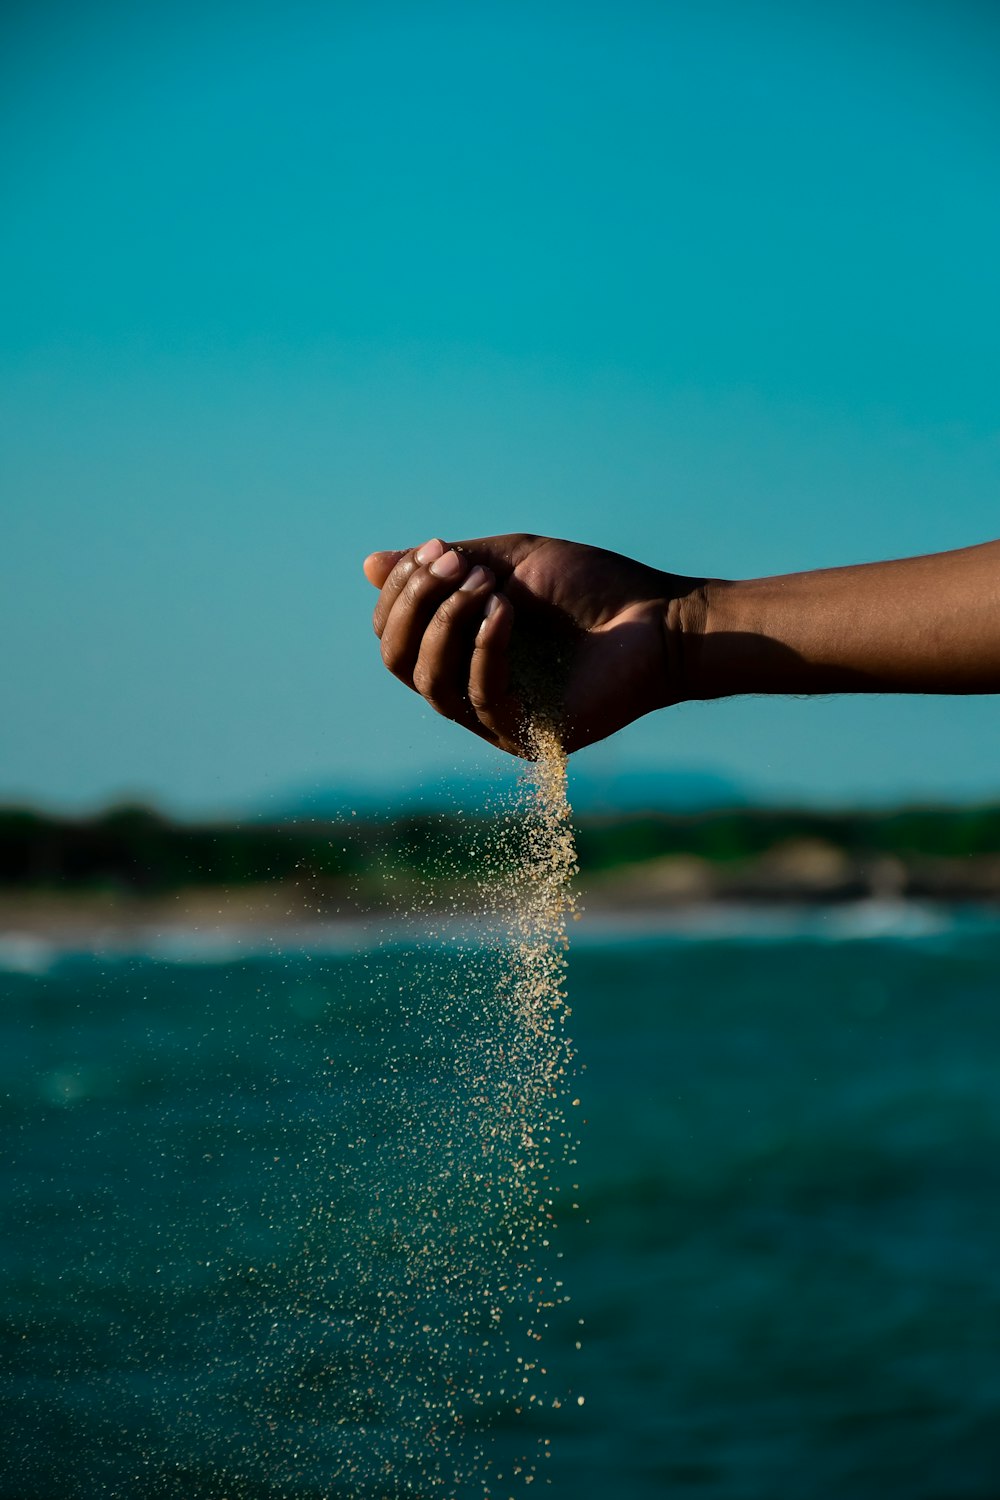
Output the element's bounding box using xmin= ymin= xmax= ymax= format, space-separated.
xmin=575 ymin=805 xmax=1000 ymax=870
xmin=0 ymin=805 xmax=505 ymax=894
xmin=1 ymin=802 xmax=999 ymax=894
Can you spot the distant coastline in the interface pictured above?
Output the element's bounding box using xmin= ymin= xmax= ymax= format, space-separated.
xmin=2 ymin=802 xmax=1000 ymax=948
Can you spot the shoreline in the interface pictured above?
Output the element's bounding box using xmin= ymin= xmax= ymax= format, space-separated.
xmin=2 ymin=865 xmax=1000 ymax=965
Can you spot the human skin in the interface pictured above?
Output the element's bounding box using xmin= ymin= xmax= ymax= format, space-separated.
xmin=362 ymin=535 xmax=1000 ymax=758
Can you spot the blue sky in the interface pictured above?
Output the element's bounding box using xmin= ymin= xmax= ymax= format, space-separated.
xmin=3 ymin=0 xmax=1000 ymax=813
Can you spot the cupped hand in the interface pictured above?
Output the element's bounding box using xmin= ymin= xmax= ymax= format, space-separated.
xmin=362 ymin=533 xmax=704 ymax=757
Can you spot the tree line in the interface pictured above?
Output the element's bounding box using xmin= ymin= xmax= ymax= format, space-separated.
xmin=2 ymin=801 xmax=999 ymax=894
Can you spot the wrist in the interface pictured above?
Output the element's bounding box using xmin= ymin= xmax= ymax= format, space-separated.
xmin=663 ymin=578 xmax=727 ymax=703
xmin=663 ymin=541 xmax=1000 ymax=704
xmin=689 ymin=576 xmax=812 ymax=699
xmin=680 ymin=571 xmax=874 ymax=699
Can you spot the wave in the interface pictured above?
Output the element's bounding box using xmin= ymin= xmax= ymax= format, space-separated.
xmin=2 ymin=900 xmax=999 ymax=973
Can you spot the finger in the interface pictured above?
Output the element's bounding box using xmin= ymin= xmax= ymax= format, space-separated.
xmin=467 ymin=594 xmax=524 ymax=753
xmin=411 ymin=566 xmax=499 ymax=736
xmin=372 ymin=537 xmax=446 ymax=639
xmin=363 ymin=549 xmax=407 ymax=588
xmin=379 ymin=547 xmax=472 ymax=686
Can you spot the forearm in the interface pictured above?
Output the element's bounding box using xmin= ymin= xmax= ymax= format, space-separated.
xmin=680 ymin=540 xmax=1000 ymax=699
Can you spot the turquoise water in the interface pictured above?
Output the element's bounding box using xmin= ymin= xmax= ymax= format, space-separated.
xmin=4 ymin=909 xmax=1000 ymax=1497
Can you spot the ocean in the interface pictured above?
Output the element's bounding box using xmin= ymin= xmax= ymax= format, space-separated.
xmin=3 ymin=906 xmax=1000 ymax=1497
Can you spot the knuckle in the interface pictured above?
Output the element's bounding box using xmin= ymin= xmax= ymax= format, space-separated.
xmin=400 ymin=573 xmax=422 ymax=606
xmin=380 ymin=637 xmax=407 ymax=678
xmin=411 ymin=660 xmax=434 ymax=698
xmin=426 ymin=694 xmax=456 ymax=721
xmin=413 ymin=669 xmax=454 ymax=720
xmin=425 ymin=592 xmax=464 ymax=637
xmin=390 ymin=554 xmax=417 ymax=588
xmin=404 ymin=568 xmax=438 ymax=606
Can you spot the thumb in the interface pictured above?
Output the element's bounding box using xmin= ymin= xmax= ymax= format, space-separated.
xmin=362 ymin=549 xmax=407 ymax=588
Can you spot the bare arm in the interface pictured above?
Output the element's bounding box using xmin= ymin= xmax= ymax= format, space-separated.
xmin=363 ymin=535 xmax=1000 ymax=757
xmin=689 ymin=540 xmax=1000 ymax=699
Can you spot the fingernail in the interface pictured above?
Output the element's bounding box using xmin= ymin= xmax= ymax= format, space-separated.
xmin=415 ymin=537 xmax=445 ymax=565
xmin=478 ymin=594 xmax=502 ymax=633
xmin=429 ymin=548 xmax=463 ymax=580
xmin=459 ymin=565 xmax=491 ymax=592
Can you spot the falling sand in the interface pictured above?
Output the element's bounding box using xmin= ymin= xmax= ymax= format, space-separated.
xmin=320 ymin=700 xmax=585 ymax=1497
xmin=171 ymin=637 xmax=589 ymax=1498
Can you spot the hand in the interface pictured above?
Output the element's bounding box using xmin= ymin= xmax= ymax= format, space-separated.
xmin=363 ymin=533 xmax=704 ymax=757
xmin=364 ymin=533 xmax=1000 ymax=757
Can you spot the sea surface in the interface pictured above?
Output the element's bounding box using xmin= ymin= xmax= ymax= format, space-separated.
xmin=4 ymin=904 xmax=1000 ymax=1498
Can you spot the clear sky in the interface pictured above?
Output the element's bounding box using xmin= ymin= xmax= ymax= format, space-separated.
xmin=3 ymin=0 xmax=1000 ymax=813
